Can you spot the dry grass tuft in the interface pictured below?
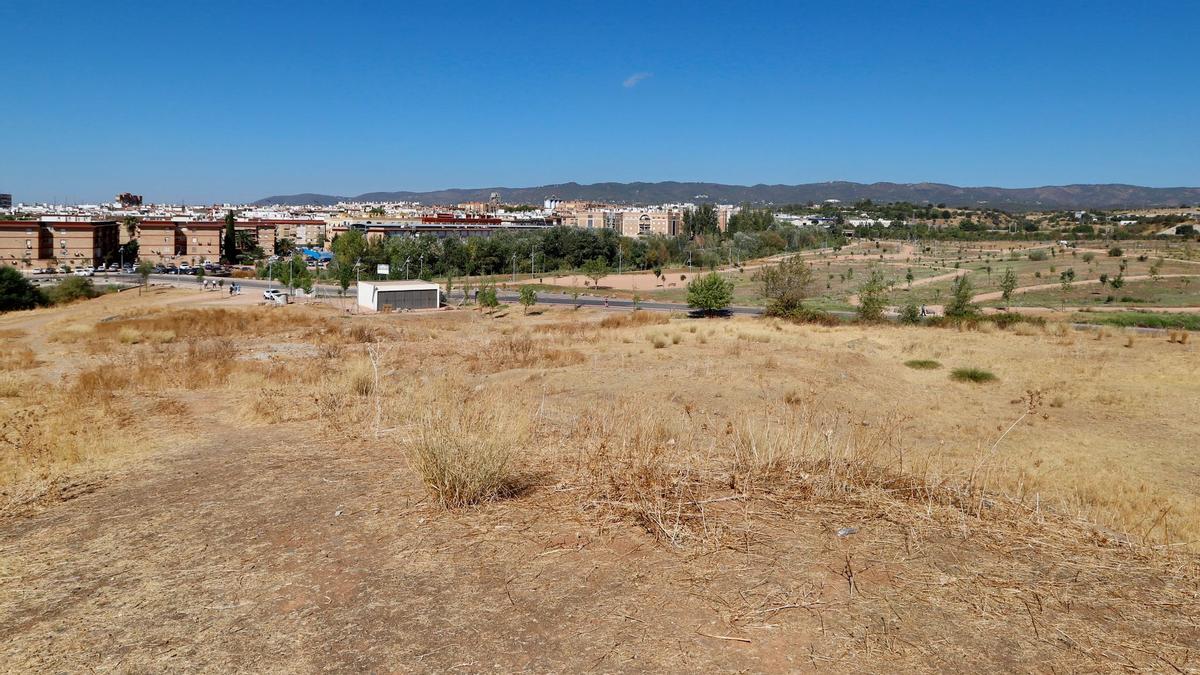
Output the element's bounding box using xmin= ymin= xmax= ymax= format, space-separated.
xmin=402 ymin=381 xmax=528 ymax=507
xmin=0 ymin=345 xmax=39 ymax=371
xmin=599 ymin=311 xmax=669 ymax=330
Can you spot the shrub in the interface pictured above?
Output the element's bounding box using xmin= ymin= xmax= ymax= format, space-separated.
xmin=767 ymin=305 xmax=841 ymax=326
xmin=46 ymin=276 xmax=100 ymax=305
xmin=855 ymin=268 xmax=889 ymax=322
xmin=518 ymin=286 xmax=537 ymax=314
xmin=756 ymin=255 xmax=813 ymax=315
xmin=477 ymin=284 xmax=499 ymax=309
xmin=1108 ymin=246 xmax=1123 ymax=257
xmin=904 ymin=359 xmax=941 ymax=370
xmin=898 ymin=301 xmax=921 ymax=325
xmin=984 ymin=312 xmax=1045 ymax=329
xmin=403 ymin=385 xmax=526 ymax=507
xmin=950 ymin=367 xmax=997 ymax=383
xmin=944 ymin=275 xmax=977 ymax=319
xmin=1027 ymin=250 xmax=1048 ymax=261
xmin=0 ymin=266 xmax=48 ymax=312
xmin=686 ymin=272 xmax=734 ymax=316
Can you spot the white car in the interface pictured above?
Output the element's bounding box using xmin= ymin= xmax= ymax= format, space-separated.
xmin=73 ymin=268 xmax=94 ymax=277
xmin=263 ymin=288 xmax=288 ymax=304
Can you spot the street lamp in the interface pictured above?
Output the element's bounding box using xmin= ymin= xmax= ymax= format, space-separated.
xmin=419 ymin=254 xmax=424 ymax=279
xmin=404 ymin=257 xmax=411 ymax=280
xmin=511 ymin=253 xmax=517 ymax=282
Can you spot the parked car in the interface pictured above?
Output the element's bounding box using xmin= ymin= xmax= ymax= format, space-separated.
xmin=73 ymin=268 xmax=94 ymax=277
xmin=263 ymin=288 xmax=284 ymax=301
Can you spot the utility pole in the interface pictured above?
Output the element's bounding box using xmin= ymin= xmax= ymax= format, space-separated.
xmin=530 ymin=244 xmax=536 ymax=277
xmin=511 ymin=253 xmax=516 ymax=282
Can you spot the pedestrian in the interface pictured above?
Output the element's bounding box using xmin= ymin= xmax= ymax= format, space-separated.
xmin=604 ymin=296 xmax=609 ymax=308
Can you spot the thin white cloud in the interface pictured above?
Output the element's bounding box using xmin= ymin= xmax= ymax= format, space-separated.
xmin=623 ymin=72 xmax=652 ymax=88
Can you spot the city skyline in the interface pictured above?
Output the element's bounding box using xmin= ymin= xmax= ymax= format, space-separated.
xmin=4 ymin=0 xmax=1199 ymax=203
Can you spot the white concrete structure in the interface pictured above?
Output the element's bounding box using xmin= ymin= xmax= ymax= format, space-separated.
xmin=356 ymin=280 xmax=441 ymax=312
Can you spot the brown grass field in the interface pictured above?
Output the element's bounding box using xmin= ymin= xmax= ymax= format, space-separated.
xmin=1 ymin=286 xmax=1198 ymax=671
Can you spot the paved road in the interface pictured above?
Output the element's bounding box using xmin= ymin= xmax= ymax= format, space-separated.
xmin=101 ymin=273 xmax=776 ymax=316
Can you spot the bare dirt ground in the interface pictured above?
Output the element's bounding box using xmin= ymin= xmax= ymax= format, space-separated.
xmin=2 ymin=291 xmax=1199 ymax=672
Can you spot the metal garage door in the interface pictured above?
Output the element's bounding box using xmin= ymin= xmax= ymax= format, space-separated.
xmin=377 ymin=289 xmax=438 ymax=310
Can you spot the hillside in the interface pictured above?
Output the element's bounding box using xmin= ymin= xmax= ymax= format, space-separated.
xmin=253 ymin=181 xmax=1200 ymax=210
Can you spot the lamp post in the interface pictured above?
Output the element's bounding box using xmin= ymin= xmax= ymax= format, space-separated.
xmin=419 ymin=254 xmax=424 ymax=279
xmin=511 ymin=253 xmax=517 ymax=282
xmin=404 ymin=257 xmax=410 ymax=280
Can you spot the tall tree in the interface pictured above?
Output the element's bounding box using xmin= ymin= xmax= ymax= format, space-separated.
xmin=222 ymin=211 xmax=237 ymax=264
xmin=999 ymin=268 xmax=1018 ymax=307
xmin=684 ymin=204 xmax=719 ymax=238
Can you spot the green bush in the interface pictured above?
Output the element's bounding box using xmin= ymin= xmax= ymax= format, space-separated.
xmin=765 ymin=305 xmax=842 ymax=326
xmin=855 ymin=268 xmax=889 ymax=322
xmin=944 ymin=275 xmax=977 ymax=319
xmin=1108 ymin=246 xmax=1123 ymax=257
xmin=0 ymin=266 xmax=48 ymax=312
xmin=1027 ymin=250 xmax=1048 ymax=261
xmin=46 ymin=276 xmax=100 ymax=305
xmin=1077 ymin=311 xmax=1200 ymax=331
xmin=904 ymin=359 xmax=941 ymax=370
xmin=686 ymin=272 xmax=734 ymax=316
xmin=951 ymin=367 xmax=998 ymax=383
xmin=898 ymin=301 xmax=921 ymax=325
xmin=477 ymin=284 xmax=499 ymax=309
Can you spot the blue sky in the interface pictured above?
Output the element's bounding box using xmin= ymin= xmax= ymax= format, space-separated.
xmin=3 ymin=0 xmax=1197 ymax=203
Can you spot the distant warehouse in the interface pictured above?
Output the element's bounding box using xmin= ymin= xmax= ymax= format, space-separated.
xmin=357 ymin=280 xmax=441 ymax=312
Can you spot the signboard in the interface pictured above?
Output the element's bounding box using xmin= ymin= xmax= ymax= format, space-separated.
xmin=376 ymin=264 xmax=390 ymax=276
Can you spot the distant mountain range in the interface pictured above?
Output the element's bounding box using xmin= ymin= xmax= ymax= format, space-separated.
xmin=253 ymin=181 xmax=1200 ymax=211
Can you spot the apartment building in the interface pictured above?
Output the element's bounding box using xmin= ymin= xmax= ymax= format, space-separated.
xmin=0 ymin=218 xmax=118 ymax=268
xmin=618 ymin=208 xmax=683 ymax=237
xmin=266 ymin=218 xmax=325 ymax=247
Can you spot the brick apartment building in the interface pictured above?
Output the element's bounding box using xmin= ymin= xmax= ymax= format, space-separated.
xmin=133 ymin=220 xmax=278 ymax=265
xmin=0 ymin=218 xmax=118 ymax=269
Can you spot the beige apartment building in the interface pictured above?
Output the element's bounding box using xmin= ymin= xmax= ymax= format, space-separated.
xmin=0 ymin=219 xmax=118 ymax=269
xmin=134 ymin=219 xmax=276 ymax=264
xmin=618 ymin=208 xmax=682 ymax=237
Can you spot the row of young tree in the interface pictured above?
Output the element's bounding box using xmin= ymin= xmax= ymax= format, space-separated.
xmin=260 ymin=222 xmax=840 ymax=290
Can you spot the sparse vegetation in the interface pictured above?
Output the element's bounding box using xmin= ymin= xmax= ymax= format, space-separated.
xmin=904 ymin=359 xmax=941 ymax=370
xmin=950 ymin=367 xmax=997 ymax=383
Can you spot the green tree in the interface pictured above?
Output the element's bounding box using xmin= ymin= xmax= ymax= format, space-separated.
xmin=580 ymin=257 xmax=610 ymax=288
xmin=276 ymin=237 xmax=296 ymax=257
xmin=0 ymin=266 xmax=48 ymax=312
xmin=855 ymin=268 xmax=889 ymax=322
xmin=757 ymin=255 xmax=813 ymax=315
xmin=518 ymin=285 xmax=537 ymax=314
xmin=999 ymin=267 xmax=1018 ymax=306
xmin=898 ymin=301 xmax=921 ymax=325
xmin=136 ymin=261 xmax=154 ymax=293
xmin=905 ymin=268 xmax=914 ymax=288
xmin=683 ymin=204 xmax=719 ymax=238
xmin=687 ymin=272 xmax=734 ymax=316
xmin=122 ymin=215 xmax=139 ymax=242
xmin=478 ymin=284 xmax=499 ymax=309
xmin=221 ymin=211 xmax=237 ymax=264
xmin=1059 ymin=268 xmax=1076 ymax=293
xmin=945 ymin=274 xmax=977 ymax=319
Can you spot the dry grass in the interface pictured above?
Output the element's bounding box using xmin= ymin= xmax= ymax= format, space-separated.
xmin=401 ymin=380 xmax=529 ymax=507
xmin=599 ymin=311 xmax=669 ymax=330
xmin=0 ymin=345 xmax=38 ymax=371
